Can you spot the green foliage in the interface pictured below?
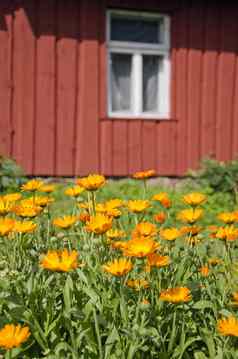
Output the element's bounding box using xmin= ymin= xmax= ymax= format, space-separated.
xmin=0 ymin=156 xmax=25 ymax=192
xmin=189 ymin=158 xmax=238 ymax=199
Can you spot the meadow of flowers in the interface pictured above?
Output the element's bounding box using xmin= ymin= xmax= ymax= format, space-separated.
xmin=0 ymin=171 xmax=238 ymax=358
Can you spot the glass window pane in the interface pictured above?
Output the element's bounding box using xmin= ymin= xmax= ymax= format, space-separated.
xmin=143 ymin=55 xmax=160 ymax=112
xmin=111 ymin=15 xmax=163 ymax=44
xmin=110 ymin=53 xmax=132 ymax=112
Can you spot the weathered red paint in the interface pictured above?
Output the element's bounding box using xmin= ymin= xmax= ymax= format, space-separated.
xmin=0 ymin=1 xmax=237 ymax=176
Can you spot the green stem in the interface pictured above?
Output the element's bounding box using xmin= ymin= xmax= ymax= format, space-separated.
xmin=93 ymin=309 xmax=103 ymax=359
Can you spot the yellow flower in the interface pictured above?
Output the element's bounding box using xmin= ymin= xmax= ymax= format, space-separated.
xmin=77 ymin=174 xmax=106 ymax=191
xmin=133 ymin=169 xmax=156 ymax=179
xmin=231 ymin=292 xmax=238 ymax=306
xmin=216 ymin=226 xmax=238 ymax=242
xmin=183 ymin=192 xmax=206 ymax=206
xmin=96 ymin=203 xmax=121 ymax=218
xmin=39 ymin=184 xmax=56 ymax=193
xmin=53 ymin=215 xmax=77 ymax=229
xmin=0 ymin=324 xmax=30 ymax=350
xmin=146 ymin=253 xmax=170 ymax=271
xmin=160 ymin=228 xmax=180 ymax=241
xmin=21 ymin=196 xmax=54 ymax=208
xmin=0 ymin=199 xmax=13 ymax=215
xmin=126 ymin=279 xmax=149 ymax=290
xmin=65 ymin=185 xmax=84 ymax=197
xmin=217 ymin=316 xmax=238 ymax=337
xmin=102 ymin=258 xmax=133 ymax=276
xmin=132 ymin=222 xmax=157 ymax=240
xmin=127 ymin=200 xmax=150 ymax=213
xmin=12 ymin=204 xmax=42 ymax=218
xmin=180 ymin=226 xmax=202 ymax=246
xmin=154 ymin=212 xmax=166 ymax=224
xmin=217 ymin=212 xmax=237 ymax=224
xmin=40 ymin=249 xmax=79 ymax=272
xmin=86 ymin=214 xmax=112 ymax=234
xmin=13 ymin=221 xmax=37 ymax=234
xmin=159 ymin=287 xmax=191 ymax=303
xmin=177 ymin=208 xmax=203 ymax=224
xmin=3 ymin=193 xmax=22 ymax=203
xmin=21 ymin=179 xmax=44 ymax=192
xmin=105 ymin=199 xmax=124 ymax=209
xmin=123 ymin=237 xmax=159 ymax=258
xmin=152 ymin=192 xmax=171 ymax=208
xmin=208 ymin=258 xmax=222 ymax=266
xmin=0 ymin=217 xmax=15 ymax=236
xmin=106 ymin=229 xmax=126 ymax=240
xmin=199 ymin=266 xmax=209 ymax=277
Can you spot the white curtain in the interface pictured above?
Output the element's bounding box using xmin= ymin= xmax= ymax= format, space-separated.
xmin=143 ymin=55 xmax=159 ymax=112
xmin=111 ymin=53 xmax=132 ymax=112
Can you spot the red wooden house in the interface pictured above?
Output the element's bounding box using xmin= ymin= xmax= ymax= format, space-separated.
xmin=0 ymin=0 xmax=237 ymax=177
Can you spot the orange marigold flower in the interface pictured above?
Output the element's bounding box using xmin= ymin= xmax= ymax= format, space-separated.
xmin=127 ymin=200 xmax=150 ymax=213
xmin=39 ymin=184 xmax=56 ymax=193
xmin=102 ymin=258 xmax=133 ymax=276
xmin=0 ymin=217 xmax=15 ymax=236
xmin=79 ymin=212 xmax=90 ymax=223
xmin=105 ymin=199 xmax=124 ymax=209
xmin=133 ymin=169 xmax=156 ymax=179
xmin=159 ymin=287 xmax=191 ymax=303
xmin=65 ymin=185 xmax=84 ymax=197
xmin=12 ymin=204 xmax=42 ymax=218
xmin=111 ymin=240 xmax=128 ymax=250
xmin=183 ymin=192 xmax=206 ymax=206
xmin=0 ymin=198 xmax=13 ymax=215
xmin=106 ymin=228 xmax=126 ymax=240
xmin=13 ymin=220 xmax=37 ymax=234
xmin=146 ymin=253 xmax=170 ymax=270
xmin=96 ymin=203 xmax=122 ymax=218
xmin=177 ymin=208 xmax=203 ymax=224
xmin=53 ymin=215 xmax=77 ymax=229
xmin=199 ymin=266 xmax=209 ymax=277
xmin=86 ymin=213 xmax=112 ymax=234
xmin=126 ymin=279 xmax=149 ymax=290
xmin=154 ymin=212 xmax=166 ymax=224
xmin=180 ymin=225 xmax=202 ymax=236
xmin=0 ymin=324 xmax=30 ymax=350
xmin=217 ymin=316 xmax=238 ymax=337
xmin=217 ymin=212 xmax=237 ymax=224
xmin=40 ymin=249 xmax=79 ymax=272
xmin=77 ymin=174 xmax=106 ymax=191
xmin=160 ymin=227 xmax=180 ymax=241
xmin=21 ymin=179 xmax=44 ymax=192
xmin=152 ymin=192 xmax=171 ymax=208
xmin=123 ymin=237 xmax=159 ymax=258
xmin=132 ymin=222 xmax=157 ymax=240
xmin=216 ymin=225 xmax=238 ymax=242
xmin=3 ymin=193 xmax=22 ymax=203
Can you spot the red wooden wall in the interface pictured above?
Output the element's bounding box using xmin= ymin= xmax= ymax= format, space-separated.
xmin=0 ymin=0 xmax=238 ymax=176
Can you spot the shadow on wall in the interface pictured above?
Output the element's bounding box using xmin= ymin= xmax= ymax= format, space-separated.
xmin=0 ymin=0 xmax=237 ymax=53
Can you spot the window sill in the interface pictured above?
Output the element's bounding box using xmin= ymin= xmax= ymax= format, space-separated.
xmin=101 ymin=117 xmax=177 ymax=122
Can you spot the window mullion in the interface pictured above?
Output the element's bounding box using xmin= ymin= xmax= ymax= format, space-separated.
xmin=133 ymin=53 xmax=143 ymax=115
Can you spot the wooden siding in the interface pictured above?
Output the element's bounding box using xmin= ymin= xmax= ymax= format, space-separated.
xmin=0 ymin=0 xmax=237 ymax=176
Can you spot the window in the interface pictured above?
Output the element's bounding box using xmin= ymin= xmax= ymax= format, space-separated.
xmin=107 ymin=10 xmax=170 ymax=119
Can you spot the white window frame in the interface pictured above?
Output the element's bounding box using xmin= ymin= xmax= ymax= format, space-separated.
xmin=107 ymin=9 xmax=171 ymax=120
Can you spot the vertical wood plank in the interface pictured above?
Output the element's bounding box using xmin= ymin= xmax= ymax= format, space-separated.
xmin=75 ymin=0 xmax=100 ymax=175
xmin=12 ymin=2 xmax=36 ymax=174
xmin=128 ymin=120 xmax=142 ymax=175
xmin=56 ymin=0 xmax=78 ymax=176
xmin=175 ymin=7 xmax=188 ymax=175
xmin=157 ymin=121 xmax=177 ymax=175
xmin=112 ymin=121 xmax=128 ymax=175
xmin=232 ymin=56 xmax=238 ymax=158
xmin=0 ymin=2 xmax=13 ymax=157
xmin=100 ymin=120 xmax=113 ymax=175
xmin=200 ymin=4 xmax=219 ymax=159
xmin=34 ymin=0 xmax=56 ymax=175
xmin=216 ymin=5 xmax=237 ymax=161
xmin=142 ymin=121 xmax=156 ymax=171
xmin=187 ymin=2 xmax=204 ymax=170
